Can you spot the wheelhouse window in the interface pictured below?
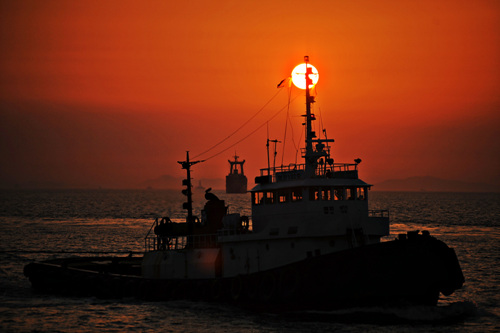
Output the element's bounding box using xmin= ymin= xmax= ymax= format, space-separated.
xmin=252 ymin=191 xmax=276 ymax=205
xmin=277 ymin=190 xmax=289 ymax=203
xmin=322 ymin=188 xmax=332 ymax=200
xmin=291 ymin=188 xmax=303 ymax=202
xmin=310 ymin=187 xmax=332 ymax=201
xmin=264 ymin=191 xmax=274 ymax=204
xmin=346 ymin=188 xmax=356 ymax=200
xmin=253 ymin=188 xmax=304 ymax=205
xmin=357 ymin=187 xmax=367 ymax=200
xmin=330 ymin=187 xmax=368 ymax=200
xmin=253 ymin=192 xmax=264 ymax=205
xmin=334 ymin=188 xmax=344 ymax=200
xmin=309 ymin=187 xmax=320 ymax=201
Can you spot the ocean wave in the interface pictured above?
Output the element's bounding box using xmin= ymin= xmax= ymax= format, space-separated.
xmin=292 ymin=301 xmax=479 ymax=325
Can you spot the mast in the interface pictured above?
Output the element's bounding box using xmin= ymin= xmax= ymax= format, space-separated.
xmin=178 ymin=151 xmax=202 ymax=248
xmin=304 ymin=55 xmax=316 ymax=176
xmin=301 ymin=56 xmax=334 ymax=177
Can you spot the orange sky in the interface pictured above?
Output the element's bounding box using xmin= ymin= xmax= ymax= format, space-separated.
xmin=1 ymin=0 xmax=499 ymax=189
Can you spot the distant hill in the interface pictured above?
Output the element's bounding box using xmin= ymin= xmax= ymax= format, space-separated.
xmin=139 ymin=175 xmax=224 ymax=190
xmin=374 ymin=176 xmax=496 ymax=192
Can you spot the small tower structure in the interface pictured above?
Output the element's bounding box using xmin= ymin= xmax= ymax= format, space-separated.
xmin=225 ymin=154 xmax=247 ymax=193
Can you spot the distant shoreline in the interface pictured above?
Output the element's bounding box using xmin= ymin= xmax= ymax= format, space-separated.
xmin=0 ymin=187 xmax=498 ymax=194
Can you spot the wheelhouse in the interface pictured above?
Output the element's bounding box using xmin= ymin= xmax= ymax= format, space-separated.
xmin=252 ymin=185 xmax=369 ymax=206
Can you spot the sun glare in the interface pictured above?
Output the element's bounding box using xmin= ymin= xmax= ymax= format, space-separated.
xmin=291 ymin=63 xmax=319 ymax=89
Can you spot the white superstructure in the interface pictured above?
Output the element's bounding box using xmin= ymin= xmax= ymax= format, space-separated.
xmin=143 ymin=56 xmax=389 ymax=280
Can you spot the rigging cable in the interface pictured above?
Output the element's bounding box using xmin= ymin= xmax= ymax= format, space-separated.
xmin=201 ymin=94 xmax=300 ymax=162
xmin=315 ymin=84 xmax=332 ymax=152
xmin=281 ymin=86 xmax=291 ymax=166
xmin=295 ymin=120 xmax=304 ymax=165
xmin=281 ymin=85 xmax=298 ymax=166
xmin=192 ymin=89 xmax=283 ymax=159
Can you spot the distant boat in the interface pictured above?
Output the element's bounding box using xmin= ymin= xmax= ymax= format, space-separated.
xmin=225 ymin=154 xmax=247 ymax=193
xmin=195 ymin=181 xmax=205 ymax=191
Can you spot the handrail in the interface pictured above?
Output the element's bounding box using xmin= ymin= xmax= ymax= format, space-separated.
xmin=145 ymin=233 xmax=219 ymax=252
xmin=259 ymin=162 xmax=358 ymax=179
xmin=144 ymin=217 xmax=159 ymax=240
xmin=144 ymin=217 xmax=160 ymax=251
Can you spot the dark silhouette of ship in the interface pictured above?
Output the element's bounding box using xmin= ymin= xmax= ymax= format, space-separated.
xmin=226 ymin=154 xmax=247 ymax=193
xmin=24 ymin=56 xmax=464 ymax=310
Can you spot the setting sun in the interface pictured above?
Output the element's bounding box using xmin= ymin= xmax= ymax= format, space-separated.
xmin=291 ymin=63 xmax=319 ymax=89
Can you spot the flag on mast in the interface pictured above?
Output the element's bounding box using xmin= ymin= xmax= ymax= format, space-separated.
xmin=277 ymin=77 xmax=291 ymax=88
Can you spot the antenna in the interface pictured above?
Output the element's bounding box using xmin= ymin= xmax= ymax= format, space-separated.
xmin=266 ymin=123 xmax=270 ymax=172
xmin=269 ymin=139 xmax=281 ymax=174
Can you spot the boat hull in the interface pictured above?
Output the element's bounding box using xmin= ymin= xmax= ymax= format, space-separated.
xmin=24 ymin=235 xmax=464 ymax=310
xmin=23 ymin=256 xmax=143 ymax=298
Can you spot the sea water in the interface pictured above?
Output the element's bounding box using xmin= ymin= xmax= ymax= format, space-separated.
xmin=0 ymin=189 xmax=498 ymax=332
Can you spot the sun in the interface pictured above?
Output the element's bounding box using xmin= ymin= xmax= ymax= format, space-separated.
xmin=291 ymin=63 xmax=319 ymax=89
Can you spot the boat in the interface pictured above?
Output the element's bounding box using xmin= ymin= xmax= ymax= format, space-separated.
xmin=195 ymin=180 xmax=205 ymax=191
xmin=24 ymin=57 xmax=464 ymax=310
xmin=226 ymin=154 xmax=247 ymax=193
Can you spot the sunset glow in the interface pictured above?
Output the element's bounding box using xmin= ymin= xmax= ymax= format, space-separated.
xmin=0 ymin=0 xmax=498 ymax=190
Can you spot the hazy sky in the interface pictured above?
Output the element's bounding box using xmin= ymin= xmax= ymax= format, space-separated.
xmin=1 ymin=0 xmax=499 ymax=189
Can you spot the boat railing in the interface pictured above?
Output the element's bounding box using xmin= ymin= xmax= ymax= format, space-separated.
xmin=368 ymin=210 xmax=390 ymax=218
xmin=258 ymin=162 xmax=359 ymax=181
xmin=331 ymin=163 xmax=358 ymax=172
xmin=259 ymin=163 xmax=306 ymax=177
xmin=144 ymin=233 xmax=219 ymax=252
xmin=300 ymin=146 xmax=332 ymax=158
xmin=144 ymin=217 xmax=160 ymax=241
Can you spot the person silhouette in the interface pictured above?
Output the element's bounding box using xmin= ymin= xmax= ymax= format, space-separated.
xmin=204 ymin=188 xmax=220 ymax=201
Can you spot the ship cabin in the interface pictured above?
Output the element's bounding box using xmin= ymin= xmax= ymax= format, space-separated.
xmin=251 ymin=159 xmax=389 ymax=245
